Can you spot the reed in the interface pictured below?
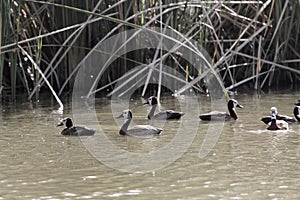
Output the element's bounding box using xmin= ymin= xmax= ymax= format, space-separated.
xmin=0 ymin=0 xmax=3 ymax=91
xmin=0 ymin=0 xmax=12 ymax=97
xmin=0 ymin=0 xmax=300 ymax=101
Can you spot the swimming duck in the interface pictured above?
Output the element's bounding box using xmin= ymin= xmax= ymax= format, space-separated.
xmin=267 ymin=110 xmax=289 ymax=130
xmin=57 ymin=118 xmax=95 ymax=136
xmin=116 ymin=109 xmax=163 ymax=136
xmin=293 ymin=105 xmax=300 ymax=121
xmin=261 ymin=107 xmax=296 ymax=124
xmin=143 ymin=96 xmax=184 ymax=120
xmin=199 ymin=99 xmax=243 ymax=121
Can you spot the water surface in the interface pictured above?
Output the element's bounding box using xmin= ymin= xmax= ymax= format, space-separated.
xmin=1 ymin=92 xmax=300 ymax=199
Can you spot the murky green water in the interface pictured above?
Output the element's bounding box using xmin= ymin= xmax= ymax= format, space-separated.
xmin=1 ymin=92 xmax=300 ymax=199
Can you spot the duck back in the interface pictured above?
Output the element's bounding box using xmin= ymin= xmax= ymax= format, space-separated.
xmin=126 ymin=125 xmax=163 ymax=136
xmin=261 ymin=114 xmax=296 ymax=124
xmin=151 ymin=110 xmax=184 ymax=120
xmin=61 ymin=126 xmax=95 ymax=136
xmin=199 ymin=111 xmax=229 ymax=121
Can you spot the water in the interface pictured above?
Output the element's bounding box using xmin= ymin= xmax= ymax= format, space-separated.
xmin=1 ymin=92 xmax=300 ymax=199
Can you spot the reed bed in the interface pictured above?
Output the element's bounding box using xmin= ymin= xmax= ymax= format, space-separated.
xmin=0 ymin=0 xmax=300 ymax=101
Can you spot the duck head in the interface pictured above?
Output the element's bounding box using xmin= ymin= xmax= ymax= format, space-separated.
xmin=116 ymin=110 xmax=133 ymax=135
xmin=227 ymin=99 xmax=243 ymax=120
xmin=143 ymin=96 xmax=158 ymax=106
xmin=293 ymin=106 xmax=300 ymax=121
xmin=295 ymin=100 xmax=300 ymax=106
xmin=228 ymin=99 xmax=244 ymax=109
xmin=57 ymin=118 xmax=73 ymax=128
xmin=270 ymin=107 xmax=278 ymax=115
xmin=116 ymin=109 xmax=133 ymax=120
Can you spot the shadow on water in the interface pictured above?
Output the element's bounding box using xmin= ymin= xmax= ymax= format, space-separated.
xmin=0 ymin=92 xmax=300 ymax=199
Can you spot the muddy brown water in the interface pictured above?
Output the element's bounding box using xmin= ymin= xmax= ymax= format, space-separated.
xmin=1 ymin=92 xmax=300 ymax=199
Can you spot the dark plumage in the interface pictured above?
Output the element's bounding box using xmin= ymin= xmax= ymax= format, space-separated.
xmin=199 ymin=99 xmax=243 ymax=121
xmin=267 ymin=109 xmax=288 ymax=130
xmin=57 ymin=118 xmax=95 ymax=136
xmin=293 ymin=105 xmax=300 ymax=121
xmin=261 ymin=107 xmax=296 ymax=124
xmin=143 ymin=96 xmax=184 ymax=120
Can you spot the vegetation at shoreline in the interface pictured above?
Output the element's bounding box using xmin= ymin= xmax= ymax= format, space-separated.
xmin=0 ymin=0 xmax=300 ymax=101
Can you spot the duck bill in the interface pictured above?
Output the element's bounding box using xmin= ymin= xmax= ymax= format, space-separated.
xmin=271 ymin=112 xmax=277 ymax=119
xmin=57 ymin=122 xmax=64 ymax=127
xmin=236 ymin=103 xmax=244 ymax=109
xmin=116 ymin=114 xmax=124 ymax=119
xmin=143 ymin=101 xmax=149 ymax=105
xmin=270 ymin=110 xmax=277 ymax=116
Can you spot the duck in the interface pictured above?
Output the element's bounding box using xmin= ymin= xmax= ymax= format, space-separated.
xmin=261 ymin=107 xmax=296 ymax=124
xmin=116 ymin=109 xmax=163 ymax=136
xmin=267 ymin=109 xmax=289 ymax=130
xmin=293 ymin=101 xmax=300 ymax=121
xmin=199 ymin=99 xmax=243 ymax=121
xmin=143 ymin=96 xmax=184 ymax=120
xmin=57 ymin=118 xmax=95 ymax=136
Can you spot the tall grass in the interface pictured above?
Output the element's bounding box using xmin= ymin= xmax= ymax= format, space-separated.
xmin=0 ymin=0 xmax=12 ymax=97
xmin=0 ymin=0 xmax=300 ymax=101
xmin=0 ymin=1 xmax=2 ymax=94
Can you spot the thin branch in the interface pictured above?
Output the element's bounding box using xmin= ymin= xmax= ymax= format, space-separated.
xmin=18 ymin=45 xmax=64 ymax=111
